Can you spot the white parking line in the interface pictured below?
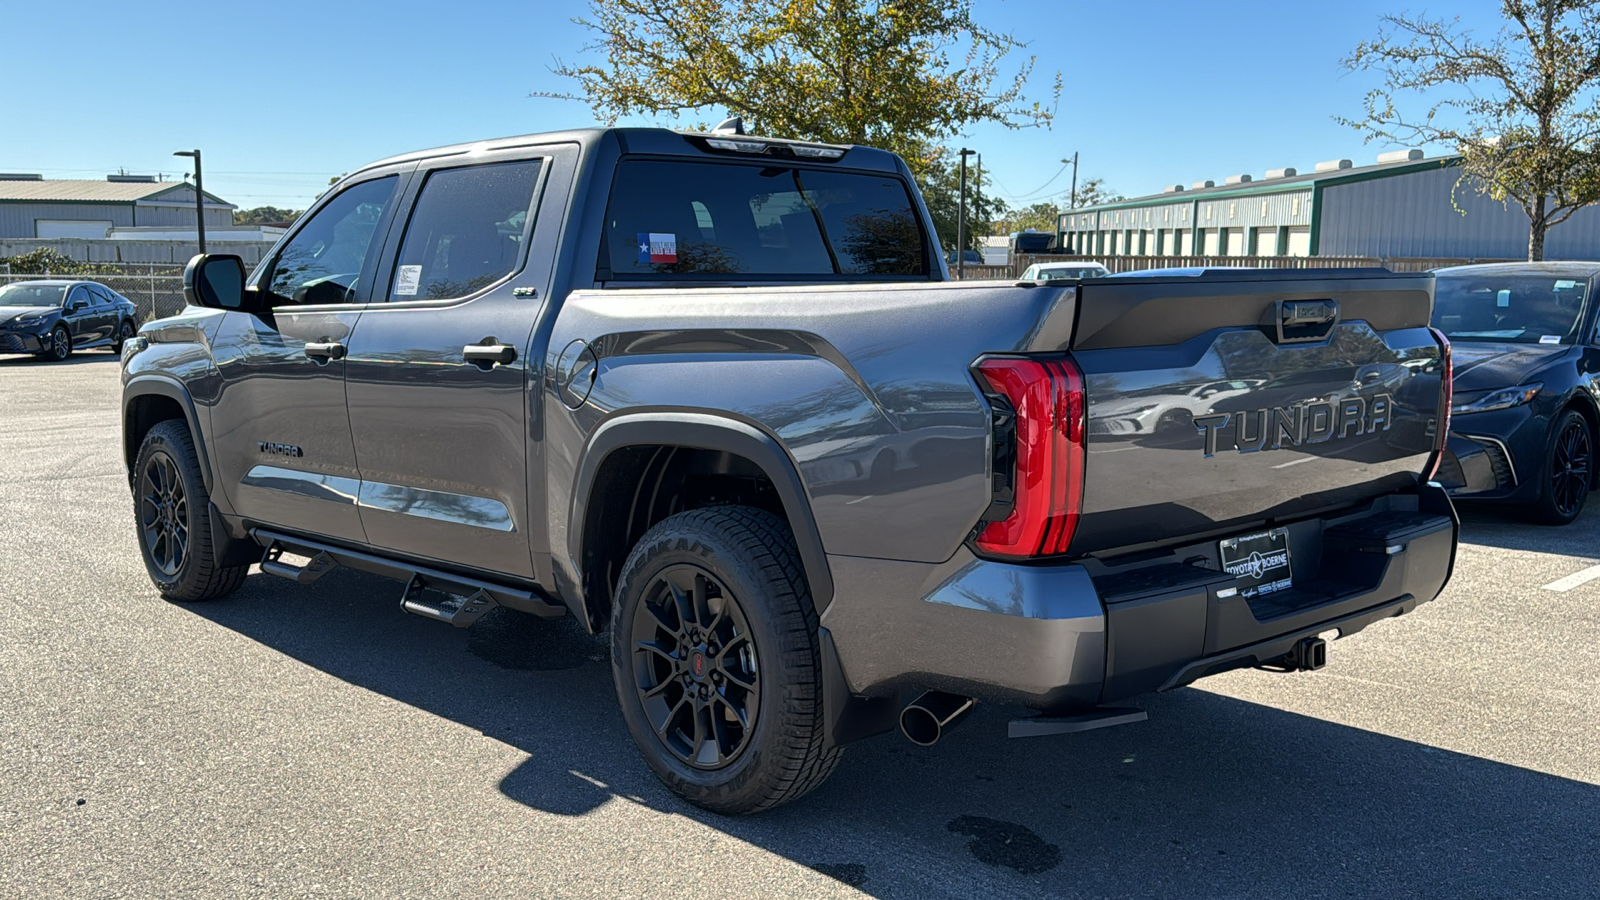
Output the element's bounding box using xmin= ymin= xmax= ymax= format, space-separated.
xmin=1542 ymin=563 xmax=1600 ymax=592
xmin=1271 ymin=456 xmax=1317 ymax=469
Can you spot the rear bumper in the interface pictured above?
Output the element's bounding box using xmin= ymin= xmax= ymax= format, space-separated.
xmin=821 ymin=483 xmax=1457 ymax=711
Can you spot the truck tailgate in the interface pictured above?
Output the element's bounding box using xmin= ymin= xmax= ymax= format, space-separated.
xmin=1068 ymin=270 xmax=1445 ymax=555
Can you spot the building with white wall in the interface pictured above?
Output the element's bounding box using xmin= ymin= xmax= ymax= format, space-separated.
xmin=1057 ymin=151 xmax=1600 ymax=261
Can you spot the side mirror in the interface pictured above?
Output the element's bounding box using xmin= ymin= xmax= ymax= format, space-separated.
xmin=183 ymin=254 xmax=262 ymax=312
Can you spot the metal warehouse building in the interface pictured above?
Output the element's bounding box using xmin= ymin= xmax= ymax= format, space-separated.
xmin=0 ymin=174 xmax=234 ymax=240
xmin=1057 ymin=150 xmax=1600 ymax=261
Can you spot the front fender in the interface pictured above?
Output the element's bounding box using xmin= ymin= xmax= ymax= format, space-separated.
xmin=122 ymin=374 xmax=213 ymax=492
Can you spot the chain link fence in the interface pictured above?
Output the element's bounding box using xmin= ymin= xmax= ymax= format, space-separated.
xmin=957 ymin=254 xmax=1518 ymax=279
xmin=0 ymin=264 xmax=189 ymax=322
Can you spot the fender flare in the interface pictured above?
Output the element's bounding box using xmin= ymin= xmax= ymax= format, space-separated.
xmin=569 ymin=411 xmax=835 ymax=613
xmin=123 ymin=374 xmax=213 ymax=492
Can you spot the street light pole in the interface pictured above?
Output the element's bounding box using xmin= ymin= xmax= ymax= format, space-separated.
xmin=173 ymin=149 xmax=205 ymax=254
xmin=1065 ymin=152 xmax=1080 ymax=209
xmin=957 ymin=147 xmax=976 ymax=278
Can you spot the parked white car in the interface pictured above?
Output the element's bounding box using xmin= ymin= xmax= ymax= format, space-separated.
xmin=1020 ymin=261 xmax=1110 ymax=281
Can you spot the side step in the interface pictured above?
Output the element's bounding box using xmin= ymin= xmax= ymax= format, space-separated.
xmin=260 ymin=544 xmax=338 ymax=584
xmin=1008 ymin=706 xmax=1148 ymax=739
xmin=399 ymin=574 xmax=497 ymax=628
xmin=251 ymin=530 xmax=566 ymax=621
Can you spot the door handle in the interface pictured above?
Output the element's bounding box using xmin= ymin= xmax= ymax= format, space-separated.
xmin=463 ymin=342 xmax=517 ymax=366
xmin=304 ymin=341 xmax=346 ymax=361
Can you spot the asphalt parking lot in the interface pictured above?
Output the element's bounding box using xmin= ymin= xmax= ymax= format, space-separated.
xmin=1 ymin=352 xmax=1596 ymax=899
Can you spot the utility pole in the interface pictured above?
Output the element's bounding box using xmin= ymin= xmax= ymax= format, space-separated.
xmin=173 ymin=149 xmax=205 ymax=253
xmin=957 ymin=147 xmax=976 ymax=278
xmin=1065 ymin=152 xmax=1080 ymax=209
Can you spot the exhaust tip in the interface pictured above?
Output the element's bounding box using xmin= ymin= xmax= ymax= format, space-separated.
xmin=898 ymin=691 xmax=976 ymax=746
xmin=900 ymin=706 xmax=944 ymax=746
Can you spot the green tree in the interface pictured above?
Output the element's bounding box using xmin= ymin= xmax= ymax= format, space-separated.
xmin=1066 ymin=176 xmax=1123 ymax=210
xmin=997 ymin=201 xmax=1063 ymax=233
xmin=545 ymin=0 xmax=1060 ymax=179
xmin=233 ymin=206 xmax=302 ymax=227
xmin=916 ymin=145 xmax=1007 ymax=252
xmin=1343 ymin=0 xmax=1600 ymax=260
xmin=0 ymin=248 xmax=91 ymax=276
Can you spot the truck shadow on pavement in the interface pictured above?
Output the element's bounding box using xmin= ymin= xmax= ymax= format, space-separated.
xmin=0 ymin=352 xmax=121 ymax=366
xmin=1454 ymin=504 xmax=1600 ymax=556
xmin=189 ymin=568 xmax=1599 ymax=899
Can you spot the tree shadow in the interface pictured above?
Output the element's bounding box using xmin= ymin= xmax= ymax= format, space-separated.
xmin=186 ymin=568 xmax=1599 ymax=898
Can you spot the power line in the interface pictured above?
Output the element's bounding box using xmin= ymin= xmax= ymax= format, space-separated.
xmin=990 ymin=161 xmax=1073 ymax=202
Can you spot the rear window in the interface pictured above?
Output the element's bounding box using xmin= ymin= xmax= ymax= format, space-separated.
xmin=601 ymin=159 xmax=930 ymax=280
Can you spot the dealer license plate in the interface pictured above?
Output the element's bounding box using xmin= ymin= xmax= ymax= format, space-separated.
xmin=1219 ymin=528 xmax=1293 ymax=598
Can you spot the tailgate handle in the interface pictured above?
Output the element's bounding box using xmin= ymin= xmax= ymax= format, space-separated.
xmin=1273 ymin=299 xmax=1339 ymax=343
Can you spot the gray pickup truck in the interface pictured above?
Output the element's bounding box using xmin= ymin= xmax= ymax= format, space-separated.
xmin=121 ymin=126 xmax=1458 ymax=814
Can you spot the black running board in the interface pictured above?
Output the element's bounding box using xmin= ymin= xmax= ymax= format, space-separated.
xmin=251 ymin=529 xmax=566 ymax=622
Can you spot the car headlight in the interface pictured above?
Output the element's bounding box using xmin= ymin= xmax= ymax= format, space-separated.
xmin=9 ymin=315 xmax=45 ymax=328
xmin=1453 ymin=383 xmax=1541 ymax=414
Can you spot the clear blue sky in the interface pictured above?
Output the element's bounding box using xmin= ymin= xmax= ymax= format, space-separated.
xmin=3 ymin=0 xmax=1505 ymax=212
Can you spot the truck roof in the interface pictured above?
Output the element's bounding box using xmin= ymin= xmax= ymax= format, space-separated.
xmin=354 ymin=127 xmax=906 ymax=178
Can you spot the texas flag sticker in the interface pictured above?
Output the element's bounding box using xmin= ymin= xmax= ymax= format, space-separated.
xmin=637 ymin=232 xmax=678 ymax=264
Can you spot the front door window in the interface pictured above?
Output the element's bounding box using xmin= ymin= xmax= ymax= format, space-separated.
xmin=266 ymin=176 xmax=398 ymax=306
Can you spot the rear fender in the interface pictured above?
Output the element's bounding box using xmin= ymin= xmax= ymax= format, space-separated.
xmin=565 ymin=412 xmax=834 ymax=618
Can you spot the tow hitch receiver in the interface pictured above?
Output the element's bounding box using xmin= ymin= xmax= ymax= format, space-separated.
xmin=1288 ymin=636 xmax=1328 ymax=671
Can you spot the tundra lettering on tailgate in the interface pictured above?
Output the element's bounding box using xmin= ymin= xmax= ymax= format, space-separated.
xmin=1192 ymin=393 xmax=1394 ymax=458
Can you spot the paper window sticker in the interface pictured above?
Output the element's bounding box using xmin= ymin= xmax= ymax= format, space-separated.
xmin=1540 ymin=334 xmax=1562 ymax=344
xmin=1556 ymin=280 xmax=1578 ymax=289
xmin=1496 ymin=289 xmax=1511 ymax=307
xmin=638 ymin=232 xmax=678 ymax=264
xmin=395 ymin=265 xmax=422 ymax=296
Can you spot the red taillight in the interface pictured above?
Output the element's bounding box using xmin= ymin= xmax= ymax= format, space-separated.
xmin=973 ymin=355 xmax=1086 ymax=558
xmin=1425 ymin=327 xmax=1453 ymax=480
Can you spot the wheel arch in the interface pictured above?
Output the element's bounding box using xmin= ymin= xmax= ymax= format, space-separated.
xmin=567 ymin=412 xmax=834 ymax=633
xmin=123 ymin=376 xmax=212 ymax=493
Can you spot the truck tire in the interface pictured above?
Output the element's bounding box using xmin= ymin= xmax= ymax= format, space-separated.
xmin=610 ymin=506 xmax=841 ymax=814
xmin=133 ymin=420 xmax=249 ymax=601
xmin=1525 ymin=409 xmax=1592 ymax=525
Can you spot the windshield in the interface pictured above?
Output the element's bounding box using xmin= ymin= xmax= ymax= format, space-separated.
xmin=0 ymin=283 xmax=67 ymax=308
xmin=1432 ymin=273 xmax=1589 ymax=344
xmin=1013 ymin=233 xmax=1054 ymax=253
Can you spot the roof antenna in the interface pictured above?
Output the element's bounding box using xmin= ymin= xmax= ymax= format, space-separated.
xmin=711 ymin=116 xmax=746 ymax=136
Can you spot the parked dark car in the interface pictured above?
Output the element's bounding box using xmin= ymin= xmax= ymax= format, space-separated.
xmin=0 ymin=280 xmax=139 ymax=361
xmin=1432 ymin=262 xmax=1600 ymax=523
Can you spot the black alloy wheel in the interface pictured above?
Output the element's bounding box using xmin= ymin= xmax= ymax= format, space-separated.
xmin=112 ymin=319 xmax=135 ymax=354
xmin=139 ymin=450 xmax=189 ymax=577
xmin=132 ymin=420 xmax=248 ymax=600
xmin=1551 ymin=415 xmax=1591 ymax=519
xmin=610 ymin=506 xmax=841 ymax=814
xmin=630 ymin=564 xmax=760 ymax=769
xmin=43 ymin=325 xmax=71 ymax=361
xmin=1529 ymin=409 xmax=1593 ymax=525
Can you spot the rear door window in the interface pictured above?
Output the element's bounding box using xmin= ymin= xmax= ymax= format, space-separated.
xmin=601 ymin=159 xmax=930 ymax=280
xmin=386 ymin=159 xmax=543 ymax=302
